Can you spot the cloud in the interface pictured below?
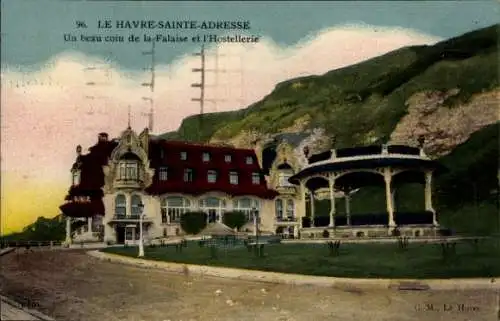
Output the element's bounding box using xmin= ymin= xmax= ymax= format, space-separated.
xmin=0 ymin=24 xmax=441 ymax=233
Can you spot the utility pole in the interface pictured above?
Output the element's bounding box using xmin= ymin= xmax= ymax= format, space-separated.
xmin=83 ymin=62 xmax=111 ymax=131
xmin=191 ymin=44 xmax=207 ymax=131
xmin=191 ymin=45 xmax=244 ymax=134
xmin=141 ymin=41 xmax=156 ymax=133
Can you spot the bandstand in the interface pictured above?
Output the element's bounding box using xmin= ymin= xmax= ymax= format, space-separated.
xmin=289 ymin=144 xmax=443 ymax=238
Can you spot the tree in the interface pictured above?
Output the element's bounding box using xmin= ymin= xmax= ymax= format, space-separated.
xmin=222 ymin=211 xmax=247 ymax=230
xmin=180 ymin=211 xmax=208 ymax=235
xmin=2 ymin=216 xmax=66 ymax=241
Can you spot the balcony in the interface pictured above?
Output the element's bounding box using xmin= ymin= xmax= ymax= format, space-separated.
xmin=110 ymin=214 xmax=153 ymax=222
xmin=275 ymin=185 xmax=297 ymax=195
xmin=275 ymin=217 xmax=299 ymax=225
xmin=113 ymin=178 xmax=144 ymax=190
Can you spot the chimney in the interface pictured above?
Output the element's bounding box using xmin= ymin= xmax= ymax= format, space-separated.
xmin=76 ymin=145 xmax=82 ymax=156
xmin=303 ymin=145 xmax=310 ymax=158
xmin=98 ymin=132 xmax=109 ymax=143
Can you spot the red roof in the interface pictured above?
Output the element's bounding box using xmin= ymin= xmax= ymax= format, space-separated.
xmin=61 ymin=136 xmax=278 ymax=217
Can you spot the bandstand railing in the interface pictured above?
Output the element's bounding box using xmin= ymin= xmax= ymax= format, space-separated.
xmin=307 ymin=145 xmax=424 ymax=165
xmin=301 ymin=211 xmax=434 ymax=227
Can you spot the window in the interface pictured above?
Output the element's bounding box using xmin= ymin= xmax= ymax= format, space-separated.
xmin=202 ymin=152 xmax=210 ymax=162
xmin=275 ymin=199 xmax=283 ymax=218
xmin=159 ymin=167 xmax=168 ymax=181
xmin=286 ymin=199 xmax=295 ymax=218
xmin=207 ymin=170 xmax=217 ymax=183
xmin=160 ymin=149 xmax=165 ymax=159
xmin=72 ymin=171 xmax=80 ymax=186
xmin=199 ymin=197 xmax=224 ymax=208
xmin=233 ymin=198 xmax=260 ymax=222
xmin=246 ymin=156 xmax=253 ymax=165
xmin=225 ymin=154 xmax=232 ymax=163
xmin=130 ymin=194 xmax=143 ymax=216
xmin=252 ymin=172 xmax=260 ymax=185
xmin=119 ymin=161 xmax=139 ymax=180
xmin=278 ymin=172 xmax=293 ymax=187
xmin=229 ymin=171 xmax=238 ymax=185
xmin=180 ymin=151 xmax=187 ymax=160
xmin=114 ymin=194 xmax=126 ymax=217
xmin=161 ymin=196 xmax=191 ymax=223
xmin=184 ymin=168 xmax=193 ymax=182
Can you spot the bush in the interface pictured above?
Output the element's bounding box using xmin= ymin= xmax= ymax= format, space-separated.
xmin=180 ymin=211 xmax=208 ymax=235
xmin=222 ymin=211 xmax=247 ymax=230
xmin=322 ymin=230 xmax=330 ymax=238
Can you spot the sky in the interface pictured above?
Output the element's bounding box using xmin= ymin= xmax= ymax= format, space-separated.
xmin=1 ymin=0 xmax=498 ymax=234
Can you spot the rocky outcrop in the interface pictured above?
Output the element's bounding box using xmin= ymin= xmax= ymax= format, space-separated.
xmin=390 ymin=89 xmax=499 ymax=158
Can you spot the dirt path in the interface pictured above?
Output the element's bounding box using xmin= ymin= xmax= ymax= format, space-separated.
xmin=0 ymin=249 xmax=498 ymax=321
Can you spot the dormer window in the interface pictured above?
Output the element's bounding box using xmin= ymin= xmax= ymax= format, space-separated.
xmin=180 ymin=151 xmax=187 ymax=160
xmin=207 ymin=170 xmax=217 ymax=183
xmin=184 ymin=168 xmax=193 ymax=182
xmin=159 ymin=167 xmax=168 ymax=181
xmin=118 ymin=152 xmax=141 ymax=181
xmin=278 ymin=172 xmax=293 ymax=187
xmin=119 ymin=161 xmax=138 ymax=180
xmin=229 ymin=171 xmax=238 ymax=185
xmin=202 ymin=152 xmax=210 ymax=162
xmin=246 ymin=156 xmax=254 ymax=165
xmin=277 ymin=162 xmax=294 ymax=187
xmin=72 ymin=170 xmax=81 ymax=186
xmin=252 ymin=172 xmax=260 ymax=185
xmin=225 ymin=154 xmax=232 ymax=163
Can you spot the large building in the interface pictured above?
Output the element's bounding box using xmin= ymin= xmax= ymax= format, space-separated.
xmin=60 ymin=127 xmax=304 ymax=245
xmin=61 ymin=126 xmax=441 ymax=244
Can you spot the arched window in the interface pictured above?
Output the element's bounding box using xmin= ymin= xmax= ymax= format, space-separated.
xmin=161 ymin=196 xmax=191 ymax=223
xmin=199 ymin=197 xmax=227 ymax=223
xmin=275 ymin=199 xmax=283 ymax=219
xmin=130 ymin=195 xmax=142 ymax=216
xmin=114 ymin=194 xmax=126 ymax=217
xmin=199 ymin=197 xmax=225 ymax=208
xmin=233 ymin=198 xmax=260 ymax=222
xmin=286 ymin=199 xmax=295 ymax=218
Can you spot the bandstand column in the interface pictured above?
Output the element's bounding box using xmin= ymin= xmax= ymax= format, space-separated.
xmin=345 ymin=192 xmax=351 ymax=225
xmin=328 ymin=174 xmax=336 ymax=227
xmin=425 ymin=171 xmax=437 ymax=226
xmin=65 ymin=216 xmax=72 ymax=244
xmin=391 ymin=189 xmax=396 ymax=212
xmin=87 ymin=217 xmax=92 ymax=233
xmin=310 ymin=192 xmax=315 ymax=227
xmin=383 ymin=169 xmax=396 ymax=228
xmin=299 ymin=181 xmax=307 ymax=231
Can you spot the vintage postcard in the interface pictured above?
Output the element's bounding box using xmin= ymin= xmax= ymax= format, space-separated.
xmin=1 ymin=1 xmax=499 ymax=320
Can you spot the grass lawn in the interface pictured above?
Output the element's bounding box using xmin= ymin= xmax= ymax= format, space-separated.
xmin=102 ymin=238 xmax=500 ymax=279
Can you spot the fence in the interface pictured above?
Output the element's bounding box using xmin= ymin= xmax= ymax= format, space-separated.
xmin=0 ymin=240 xmax=63 ymax=249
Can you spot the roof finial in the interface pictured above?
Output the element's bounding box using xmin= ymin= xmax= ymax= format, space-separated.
xmin=127 ymin=105 xmax=131 ymax=129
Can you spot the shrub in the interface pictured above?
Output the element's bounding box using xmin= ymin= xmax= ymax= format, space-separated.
xmin=327 ymin=240 xmax=341 ymax=256
xmin=180 ymin=211 xmax=208 ymax=235
xmin=322 ymin=230 xmax=330 ymax=238
xmin=222 ymin=211 xmax=247 ymax=230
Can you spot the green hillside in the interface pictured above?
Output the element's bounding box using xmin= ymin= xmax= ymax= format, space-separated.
xmin=159 ymin=25 xmax=499 ymax=236
xmin=161 ymin=24 xmax=499 ymax=146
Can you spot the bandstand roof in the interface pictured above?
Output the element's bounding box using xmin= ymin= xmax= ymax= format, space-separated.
xmin=289 ymin=145 xmax=445 ymax=191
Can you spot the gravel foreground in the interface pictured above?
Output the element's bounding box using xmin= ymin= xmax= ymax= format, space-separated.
xmin=0 ymin=249 xmax=498 ymax=321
